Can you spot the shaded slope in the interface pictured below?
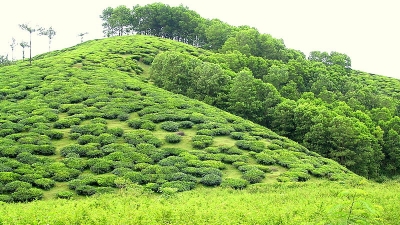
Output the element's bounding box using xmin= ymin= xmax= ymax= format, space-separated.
xmin=0 ymin=35 xmax=358 ymax=202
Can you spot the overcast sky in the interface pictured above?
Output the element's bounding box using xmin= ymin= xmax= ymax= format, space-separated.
xmin=1 ymin=0 xmax=399 ymax=79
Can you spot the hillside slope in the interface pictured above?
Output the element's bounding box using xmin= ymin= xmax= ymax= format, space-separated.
xmin=0 ymin=35 xmax=358 ymax=202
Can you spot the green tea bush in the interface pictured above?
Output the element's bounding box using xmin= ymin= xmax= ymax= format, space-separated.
xmin=32 ymin=145 xmax=56 ymax=156
xmin=123 ymin=171 xmax=144 ymax=184
xmin=53 ymin=118 xmax=81 ymax=129
xmin=56 ymin=191 xmax=74 ymax=199
xmin=236 ymin=140 xmax=266 ymax=152
xmin=255 ymin=151 xmax=277 ymax=165
xmin=165 ymin=133 xmax=182 ymax=143
xmin=45 ymin=130 xmax=64 ymax=140
xmin=77 ymin=134 xmax=98 ymax=145
xmin=117 ymin=113 xmax=130 ymax=121
xmin=140 ymin=121 xmax=157 ymax=131
xmin=4 ymin=181 xmax=32 ymax=193
xmin=221 ymin=155 xmax=249 ymax=164
xmin=62 ymin=157 xmax=88 ymax=171
xmin=69 ymin=133 xmax=81 ymax=140
xmin=166 ymin=172 xmax=197 ymax=182
xmin=75 ymin=185 xmax=97 ymax=196
xmin=160 ymin=121 xmax=180 ymax=132
xmin=11 ymin=187 xmax=43 ymax=202
xmin=71 ymin=123 xmax=107 ymax=136
xmin=160 ymin=181 xmax=196 ymax=192
xmin=278 ymin=169 xmax=311 ymax=182
xmin=111 ymin=167 xmax=133 ymax=176
xmin=221 ymin=178 xmax=249 ymax=189
xmin=196 ymin=129 xmax=214 ymax=136
xmin=33 ymin=178 xmax=55 ymax=190
xmin=242 ymin=168 xmax=265 ymax=184
xmin=200 ymin=174 xmax=222 ymax=186
xmin=230 ymin=132 xmax=246 ymax=140
xmin=189 ymin=113 xmax=206 ymax=124
xmin=123 ymin=130 xmax=162 ymax=147
xmin=89 ymin=159 xmax=113 ymax=174
xmin=16 ymin=152 xmax=40 ymax=165
xmin=52 ymin=168 xmax=80 ymax=182
xmin=95 ymin=174 xmax=117 ymax=187
xmin=98 ymin=133 xmax=116 ymax=146
xmin=0 ymin=194 xmax=13 ymax=202
xmin=60 ymin=144 xmax=88 ymax=157
xmin=179 ymin=121 xmax=194 ymax=129
xmin=192 ymin=135 xmax=213 ymax=149
xmin=107 ymin=127 xmax=124 ymax=137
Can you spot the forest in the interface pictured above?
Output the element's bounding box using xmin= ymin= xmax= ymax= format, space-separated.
xmin=99 ymin=3 xmax=400 ymax=179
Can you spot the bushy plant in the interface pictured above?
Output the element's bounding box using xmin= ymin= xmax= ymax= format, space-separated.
xmin=165 ymin=133 xmax=182 ymax=143
xmin=89 ymin=159 xmax=113 ymax=174
xmin=200 ymin=174 xmax=222 ymax=186
xmin=230 ymin=132 xmax=245 ymax=140
xmin=107 ymin=127 xmax=124 ymax=137
xmin=160 ymin=181 xmax=196 ymax=192
xmin=255 ymin=151 xmax=277 ymax=165
xmin=11 ymin=187 xmax=43 ymax=202
xmin=242 ymin=168 xmax=265 ymax=184
xmin=4 ymin=181 xmax=32 ymax=193
xmin=75 ymin=185 xmax=97 ymax=196
xmin=60 ymin=144 xmax=88 ymax=157
xmin=56 ymin=191 xmax=74 ymax=199
xmin=179 ymin=121 xmax=194 ymax=129
xmin=160 ymin=121 xmax=180 ymax=132
xmin=98 ymin=133 xmax=116 ymax=146
xmin=95 ymin=174 xmax=117 ymax=187
xmin=221 ymin=178 xmax=249 ymax=189
xmin=33 ymin=178 xmax=55 ymax=190
xmin=192 ymin=135 xmax=213 ymax=149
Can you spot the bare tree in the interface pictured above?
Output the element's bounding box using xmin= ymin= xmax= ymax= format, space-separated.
xmin=39 ymin=26 xmax=56 ymax=52
xmin=9 ymin=37 xmax=16 ymax=61
xmin=20 ymin=41 xmax=30 ymax=61
xmin=19 ymin=24 xmax=37 ymax=65
xmin=78 ymin=32 xmax=88 ymax=43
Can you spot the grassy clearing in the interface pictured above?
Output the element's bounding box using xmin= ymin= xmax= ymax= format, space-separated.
xmin=1 ymin=181 xmax=398 ymax=224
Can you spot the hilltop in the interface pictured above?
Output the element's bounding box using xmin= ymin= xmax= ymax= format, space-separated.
xmin=0 ymin=35 xmax=361 ymax=203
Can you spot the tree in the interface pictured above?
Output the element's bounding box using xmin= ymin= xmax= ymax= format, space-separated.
xmin=0 ymin=54 xmax=11 ymax=66
xmin=9 ymin=37 xmax=16 ymax=61
xmin=19 ymin=23 xmax=37 ymax=65
xmin=39 ymin=26 xmax=56 ymax=51
xmin=100 ymin=7 xmax=115 ymax=37
xmin=19 ymin=41 xmax=29 ymax=61
xmin=78 ymin=32 xmax=88 ymax=43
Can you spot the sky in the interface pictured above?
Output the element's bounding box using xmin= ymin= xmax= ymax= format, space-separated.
xmin=1 ymin=0 xmax=399 ymax=79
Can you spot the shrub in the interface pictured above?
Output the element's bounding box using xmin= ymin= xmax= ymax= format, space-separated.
xmin=62 ymin=157 xmax=88 ymax=171
xmin=200 ymin=174 xmax=222 ymax=186
xmin=98 ymin=133 xmax=116 ymax=146
xmin=0 ymin=194 xmax=13 ymax=202
xmin=242 ymin=169 xmax=265 ymax=184
xmin=90 ymin=159 xmax=113 ymax=174
xmin=11 ymin=188 xmax=43 ymax=202
xmin=255 ymin=151 xmax=277 ymax=165
xmin=52 ymin=168 xmax=80 ymax=182
xmin=95 ymin=174 xmax=117 ymax=187
xmin=32 ymin=145 xmax=56 ymax=156
xmin=141 ymin=121 xmax=157 ymax=131
xmin=53 ymin=118 xmax=80 ymax=129
xmin=45 ymin=130 xmax=64 ymax=140
xmin=161 ymin=181 xmax=196 ymax=192
xmin=221 ymin=178 xmax=249 ymax=189
xmin=236 ymin=140 xmax=266 ymax=152
xmin=117 ymin=113 xmax=130 ymax=121
xmin=160 ymin=121 xmax=180 ymax=132
xmin=16 ymin=152 xmax=40 ymax=165
xmin=179 ymin=121 xmax=194 ymax=129
xmin=4 ymin=181 xmax=32 ymax=193
xmin=165 ymin=134 xmax=182 ymax=143
xmin=107 ymin=127 xmax=124 ymax=137
xmin=192 ymin=135 xmax=213 ymax=149
xmin=34 ymin=178 xmax=55 ymax=190
xmin=60 ymin=144 xmax=87 ymax=157
xmin=127 ymin=119 xmax=144 ymax=129
xmin=123 ymin=171 xmax=144 ymax=184
xmin=56 ymin=191 xmax=74 ymax=199
xmin=230 ymin=132 xmax=245 ymax=140
xmin=70 ymin=123 xmax=107 ymax=136
xmin=75 ymin=185 xmax=97 ymax=196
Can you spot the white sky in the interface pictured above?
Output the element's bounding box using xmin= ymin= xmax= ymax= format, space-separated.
xmin=1 ymin=0 xmax=399 ymax=79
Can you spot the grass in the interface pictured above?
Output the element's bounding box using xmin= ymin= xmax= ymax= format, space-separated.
xmin=1 ymin=181 xmax=398 ymax=224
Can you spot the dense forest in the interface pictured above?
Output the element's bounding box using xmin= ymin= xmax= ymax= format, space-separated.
xmin=100 ymin=3 xmax=400 ymax=179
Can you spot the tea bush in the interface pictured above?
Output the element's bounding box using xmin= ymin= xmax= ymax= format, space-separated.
xmin=165 ymin=133 xmax=182 ymax=143
xmin=200 ymin=174 xmax=222 ymax=186
xmin=160 ymin=121 xmax=180 ymax=132
xmin=221 ymin=178 xmax=249 ymax=189
xmin=192 ymin=135 xmax=213 ymax=149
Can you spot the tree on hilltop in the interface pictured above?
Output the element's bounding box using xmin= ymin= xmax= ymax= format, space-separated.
xmin=19 ymin=23 xmax=38 ymax=65
xmin=39 ymin=26 xmax=56 ymax=52
xmin=19 ymin=41 xmax=29 ymax=61
xmin=9 ymin=37 xmax=16 ymax=61
xmin=78 ymin=32 xmax=88 ymax=43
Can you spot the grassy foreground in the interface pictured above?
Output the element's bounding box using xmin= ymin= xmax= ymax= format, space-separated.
xmin=1 ymin=181 xmax=399 ymax=224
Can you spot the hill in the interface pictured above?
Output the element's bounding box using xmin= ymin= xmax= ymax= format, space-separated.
xmin=0 ymin=35 xmax=360 ymax=203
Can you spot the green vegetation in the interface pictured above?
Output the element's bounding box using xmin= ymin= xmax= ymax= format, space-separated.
xmin=1 ymin=2 xmax=400 ymax=223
